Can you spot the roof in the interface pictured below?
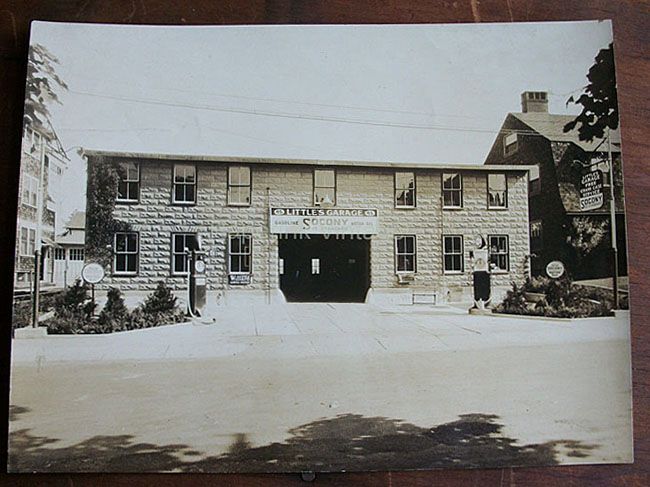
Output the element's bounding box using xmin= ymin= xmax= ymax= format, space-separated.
xmin=510 ymin=112 xmax=621 ymax=153
xmin=81 ymin=150 xmax=530 ymax=172
xmin=55 ymin=231 xmax=85 ymax=246
xmin=65 ymin=211 xmax=86 ymax=230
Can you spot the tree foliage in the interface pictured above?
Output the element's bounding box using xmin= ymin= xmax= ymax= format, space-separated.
xmin=24 ymin=44 xmax=68 ymax=128
xmin=564 ymin=43 xmax=618 ymax=142
xmin=567 ymin=216 xmax=608 ymax=259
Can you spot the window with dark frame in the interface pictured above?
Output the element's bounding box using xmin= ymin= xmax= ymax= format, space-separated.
xmin=442 ymin=173 xmax=463 ymax=208
xmin=173 ymin=163 xmax=196 ymax=204
xmin=172 ymin=233 xmax=198 ymax=274
xmin=530 ymin=220 xmax=543 ymax=252
xmin=313 ymin=169 xmax=336 ymax=206
xmin=528 ymin=164 xmax=541 ymax=196
xmin=488 ymin=173 xmax=508 ymax=208
xmin=443 ymin=235 xmax=464 ymax=273
xmin=395 ymin=235 xmax=416 ymax=273
xmin=117 ymin=162 xmax=140 ymax=202
xmin=488 ymin=235 xmax=509 ymax=272
xmin=69 ymin=248 xmax=85 ymax=261
xmin=229 ymin=234 xmax=252 ymax=274
xmin=54 ymin=248 xmax=66 ymax=260
xmin=503 ymin=132 xmax=518 ymax=156
xmin=395 ymin=171 xmax=415 ymax=208
xmin=114 ymin=232 xmax=138 ymax=275
xmin=228 ymin=166 xmax=251 ymax=206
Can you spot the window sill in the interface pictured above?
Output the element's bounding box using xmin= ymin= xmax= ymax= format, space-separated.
xmin=395 ymin=206 xmax=416 ymax=210
xmin=113 ymin=272 xmax=138 ymax=277
xmin=227 ymin=203 xmax=251 ymax=207
xmin=442 ymin=206 xmax=463 ymax=211
xmin=487 ymin=207 xmax=508 ymax=211
xmin=171 ymin=201 xmax=197 ymax=207
xmin=443 ymin=271 xmax=464 ymax=275
xmin=490 ymin=270 xmax=509 ymax=275
xmin=115 ymin=199 xmax=140 ymax=205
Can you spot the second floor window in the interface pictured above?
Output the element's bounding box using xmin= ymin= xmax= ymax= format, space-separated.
xmin=228 ymin=166 xmax=251 ymax=206
xmin=528 ymin=164 xmax=541 ymax=196
xmin=395 ymin=171 xmax=415 ymax=208
xmin=70 ymin=248 xmax=85 ymax=261
xmin=22 ymin=174 xmax=38 ymax=208
xmin=117 ymin=162 xmax=140 ymax=202
xmin=488 ymin=173 xmax=508 ymax=209
xmin=442 ymin=173 xmax=462 ymax=208
xmin=503 ymin=132 xmax=518 ymax=156
xmin=173 ymin=164 xmax=196 ymax=204
xmin=313 ymin=169 xmax=336 ymax=206
xmin=19 ymin=227 xmax=36 ymax=256
xmin=395 ymin=235 xmax=416 ymax=273
xmin=114 ymin=232 xmax=138 ymax=275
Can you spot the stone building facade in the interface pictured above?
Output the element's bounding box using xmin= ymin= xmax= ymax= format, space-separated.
xmin=84 ymin=151 xmax=530 ymax=305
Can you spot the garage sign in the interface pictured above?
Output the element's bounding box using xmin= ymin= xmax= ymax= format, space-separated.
xmin=579 ymin=169 xmax=604 ymax=211
xmin=270 ymin=207 xmax=378 ymax=235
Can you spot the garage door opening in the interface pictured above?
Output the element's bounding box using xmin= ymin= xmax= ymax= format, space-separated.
xmin=279 ymin=235 xmax=370 ymax=302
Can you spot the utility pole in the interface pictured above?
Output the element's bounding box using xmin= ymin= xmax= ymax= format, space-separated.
xmin=607 ymin=127 xmax=619 ymax=309
xmin=31 ymin=132 xmax=46 ymax=327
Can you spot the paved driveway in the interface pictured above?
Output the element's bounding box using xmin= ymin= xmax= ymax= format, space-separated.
xmin=9 ymin=303 xmax=633 ymax=472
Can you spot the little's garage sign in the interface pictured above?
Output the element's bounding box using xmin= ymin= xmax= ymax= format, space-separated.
xmin=270 ymin=207 xmax=378 ymax=235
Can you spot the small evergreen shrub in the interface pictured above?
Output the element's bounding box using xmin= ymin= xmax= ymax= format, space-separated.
xmin=97 ymin=287 xmax=130 ymax=333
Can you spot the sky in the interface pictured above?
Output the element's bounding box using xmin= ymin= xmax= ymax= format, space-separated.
xmin=29 ymin=20 xmax=614 ymax=229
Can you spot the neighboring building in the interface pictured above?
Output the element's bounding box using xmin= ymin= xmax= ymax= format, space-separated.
xmin=15 ymin=119 xmax=68 ymax=289
xmin=484 ymin=91 xmax=626 ymax=279
xmin=53 ymin=211 xmax=86 ymax=287
xmin=83 ymin=150 xmax=531 ymax=305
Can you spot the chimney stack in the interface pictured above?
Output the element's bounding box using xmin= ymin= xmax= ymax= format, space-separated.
xmin=521 ymin=91 xmax=549 ymax=113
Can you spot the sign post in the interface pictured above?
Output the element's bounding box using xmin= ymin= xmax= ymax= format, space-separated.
xmin=81 ymin=263 xmax=105 ymax=313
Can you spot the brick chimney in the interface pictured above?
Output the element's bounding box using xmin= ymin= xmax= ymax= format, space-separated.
xmin=521 ymin=91 xmax=549 ymax=113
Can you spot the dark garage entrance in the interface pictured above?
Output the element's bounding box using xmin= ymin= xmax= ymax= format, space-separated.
xmin=279 ymin=235 xmax=370 ymax=302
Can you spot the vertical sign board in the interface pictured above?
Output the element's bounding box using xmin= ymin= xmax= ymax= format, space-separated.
xmin=579 ymin=169 xmax=604 ymax=211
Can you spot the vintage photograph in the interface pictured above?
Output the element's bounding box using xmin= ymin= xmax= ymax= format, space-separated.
xmin=9 ymin=21 xmax=632 ymax=472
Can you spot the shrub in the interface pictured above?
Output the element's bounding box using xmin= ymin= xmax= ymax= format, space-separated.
xmin=45 ymin=280 xmax=97 ymax=334
xmin=523 ymin=276 xmax=551 ymax=293
xmin=141 ymin=281 xmax=178 ymax=315
xmin=97 ymin=287 xmax=130 ymax=333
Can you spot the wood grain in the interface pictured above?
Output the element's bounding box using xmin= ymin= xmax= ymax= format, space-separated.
xmin=1 ymin=1 xmax=649 ymax=485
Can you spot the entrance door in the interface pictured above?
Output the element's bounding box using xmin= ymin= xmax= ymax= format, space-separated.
xmin=279 ymin=235 xmax=370 ymax=302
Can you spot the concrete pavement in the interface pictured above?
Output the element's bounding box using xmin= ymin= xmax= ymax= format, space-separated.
xmin=8 ymin=303 xmax=633 ymax=472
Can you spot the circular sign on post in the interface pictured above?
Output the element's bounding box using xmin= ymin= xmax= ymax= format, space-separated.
xmin=546 ymin=260 xmax=565 ymax=279
xmin=81 ymin=263 xmax=105 ymax=284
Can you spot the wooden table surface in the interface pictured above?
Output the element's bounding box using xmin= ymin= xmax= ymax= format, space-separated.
xmin=0 ymin=1 xmax=648 ymax=485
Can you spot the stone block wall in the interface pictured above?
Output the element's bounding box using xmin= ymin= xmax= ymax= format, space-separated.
xmin=89 ymin=155 xmax=530 ymax=301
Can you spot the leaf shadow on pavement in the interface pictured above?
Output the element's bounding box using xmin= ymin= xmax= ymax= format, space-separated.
xmin=8 ymin=407 xmax=598 ymax=473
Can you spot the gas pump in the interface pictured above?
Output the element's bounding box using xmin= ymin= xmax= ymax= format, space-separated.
xmin=470 ymin=235 xmax=491 ymax=311
xmin=187 ymin=237 xmax=207 ymax=317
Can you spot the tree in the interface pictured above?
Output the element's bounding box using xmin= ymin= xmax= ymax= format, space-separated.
xmin=24 ymin=43 xmax=68 ymax=129
xmin=566 ymin=216 xmax=608 ymax=266
xmin=564 ymin=43 xmax=618 ymax=142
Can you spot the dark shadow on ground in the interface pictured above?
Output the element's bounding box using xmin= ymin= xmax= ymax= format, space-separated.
xmin=8 ymin=409 xmax=598 ymax=473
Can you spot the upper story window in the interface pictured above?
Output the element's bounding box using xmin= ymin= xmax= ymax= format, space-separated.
xmin=22 ymin=174 xmax=38 ymax=208
xmin=117 ymin=162 xmax=140 ymax=202
xmin=173 ymin=164 xmax=196 ymax=204
xmin=487 ymin=173 xmax=508 ymax=209
xmin=503 ymin=132 xmax=518 ymax=156
xmin=528 ymin=164 xmax=541 ymax=196
xmin=313 ymin=169 xmax=336 ymax=206
xmin=228 ymin=166 xmax=251 ymax=206
xmin=443 ymin=235 xmax=464 ymax=273
xmin=172 ymin=233 xmax=198 ymax=274
xmin=228 ymin=234 xmax=252 ymax=274
xmin=530 ymin=220 xmax=543 ymax=252
xmin=395 ymin=235 xmax=416 ymax=273
xmin=395 ymin=171 xmax=415 ymax=208
xmin=23 ymin=127 xmax=44 ymax=154
xmin=442 ymin=173 xmax=463 ymax=208
xmin=114 ymin=232 xmax=138 ymax=275
xmin=70 ymin=248 xmax=85 ymax=261
xmin=488 ymin=235 xmax=509 ymax=272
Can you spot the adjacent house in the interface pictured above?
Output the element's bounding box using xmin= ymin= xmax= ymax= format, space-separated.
xmin=15 ymin=118 xmax=68 ymax=289
xmin=53 ymin=211 xmax=86 ymax=287
xmin=484 ymin=91 xmax=626 ymax=280
xmin=83 ymin=150 xmax=531 ymax=306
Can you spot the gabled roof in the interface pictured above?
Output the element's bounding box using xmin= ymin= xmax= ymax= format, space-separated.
xmin=510 ymin=112 xmax=621 ymax=153
xmin=65 ymin=211 xmax=86 ymax=230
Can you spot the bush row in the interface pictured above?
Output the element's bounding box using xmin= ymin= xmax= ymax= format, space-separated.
xmin=45 ymin=280 xmax=187 ymax=334
xmin=495 ymin=276 xmax=628 ymax=319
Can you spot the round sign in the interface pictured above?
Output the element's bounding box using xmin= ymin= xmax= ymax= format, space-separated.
xmin=81 ymin=263 xmax=105 ymax=284
xmin=194 ymin=260 xmax=206 ymax=273
xmin=546 ymin=261 xmax=565 ymax=279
